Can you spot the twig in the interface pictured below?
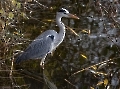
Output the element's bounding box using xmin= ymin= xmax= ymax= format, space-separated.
xmin=65 ymin=25 xmax=79 ymax=37
xmin=9 ymin=57 xmax=14 ymax=88
xmin=71 ymin=58 xmax=113 ymax=76
xmin=64 ymin=79 xmax=76 ymax=88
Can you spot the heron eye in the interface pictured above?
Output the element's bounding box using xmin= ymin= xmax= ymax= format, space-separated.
xmin=58 ymin=9 xmax=66 ymax=12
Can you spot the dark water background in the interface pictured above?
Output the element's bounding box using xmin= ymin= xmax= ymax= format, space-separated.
xmin=0 ymin=0 xmax=120 ymax=89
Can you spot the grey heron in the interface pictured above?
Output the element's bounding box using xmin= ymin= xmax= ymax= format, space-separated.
xmin=15 ymin=8 xmax=79 ymax=68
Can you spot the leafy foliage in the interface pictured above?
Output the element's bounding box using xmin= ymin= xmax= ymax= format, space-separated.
xmin=0 ymin=0 xmax=120 ymax=89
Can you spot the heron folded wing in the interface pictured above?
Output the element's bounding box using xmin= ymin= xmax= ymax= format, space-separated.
xmin=15 ymin=36 xmax=54 ymax=64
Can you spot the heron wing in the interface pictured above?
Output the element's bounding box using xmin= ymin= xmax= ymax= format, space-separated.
xmin=26 ymin=36 xmax=53 ymax=58
xmin=16 ymin=35 xmax=54 ymax=63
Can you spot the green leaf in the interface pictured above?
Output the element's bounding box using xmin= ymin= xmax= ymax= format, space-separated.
xmin=16 ymin=2 xmax=21 ymax=9
xmin=0 ymin=9 xmax=4 ymax=14
xmin=11 ymin=0 xmax=17 ymax=6
xmin=8 ymin=12 xmax=14 ymax=19
xmin=20 ymin=12 xmax=28 ymax=19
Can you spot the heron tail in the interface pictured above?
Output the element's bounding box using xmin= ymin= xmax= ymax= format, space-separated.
xmin=15 ymin=53 xmax=28 ymax=64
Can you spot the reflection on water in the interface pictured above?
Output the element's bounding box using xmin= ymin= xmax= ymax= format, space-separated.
xmin=0 ymin=0 xmax=120 ymax=89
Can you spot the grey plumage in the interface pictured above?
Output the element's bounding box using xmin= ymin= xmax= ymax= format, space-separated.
xmin=15 ymin=8 xmax=79 ymax=67
xmin=15 ymin=30 xmax=57 ymax=63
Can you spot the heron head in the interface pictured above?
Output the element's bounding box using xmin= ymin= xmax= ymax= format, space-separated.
xmin=57 ymin=8 xmax=79 ymax=19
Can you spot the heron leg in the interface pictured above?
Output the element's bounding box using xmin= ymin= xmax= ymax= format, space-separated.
xmin=40 ymin=55 xmax=47 ymax=69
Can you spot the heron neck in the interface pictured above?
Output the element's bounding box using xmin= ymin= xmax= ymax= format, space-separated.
xmin=55 ymin=15 xmax=66 ymax=46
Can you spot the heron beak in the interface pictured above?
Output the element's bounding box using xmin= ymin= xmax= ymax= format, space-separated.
xmin=68 ymin=13 xmax=79 ymax=19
